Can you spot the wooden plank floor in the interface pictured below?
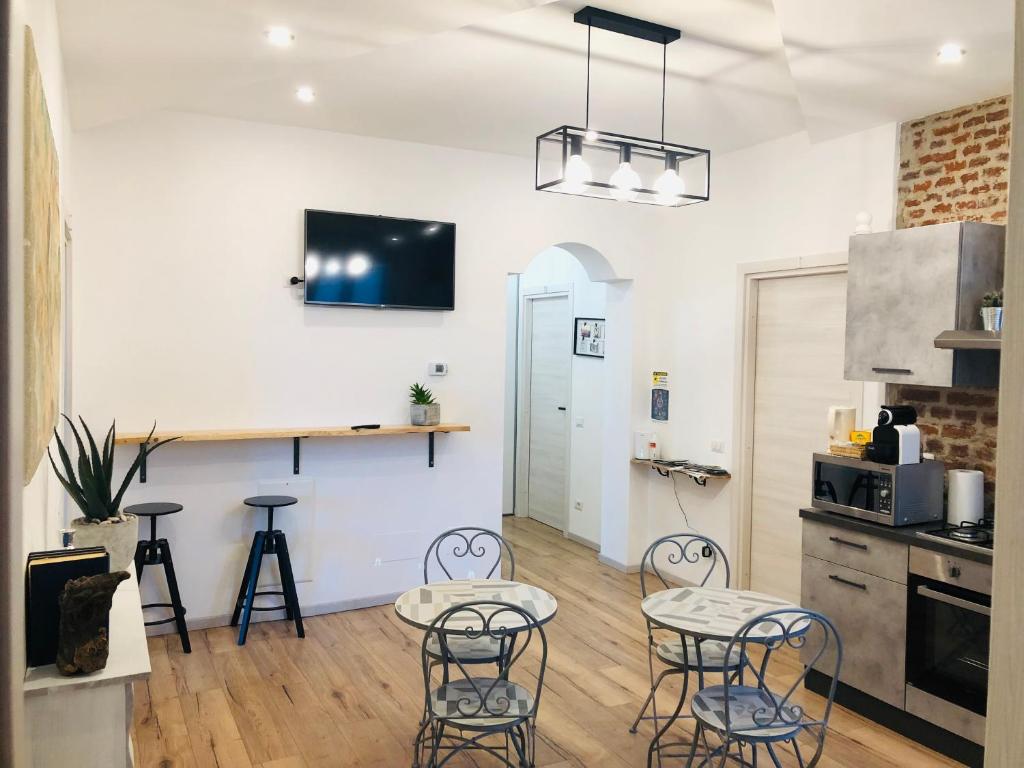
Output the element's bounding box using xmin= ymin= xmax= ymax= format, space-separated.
xmin=132 ymin=517 xmax=962 ymax=767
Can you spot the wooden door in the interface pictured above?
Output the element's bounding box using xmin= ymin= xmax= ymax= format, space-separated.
xmin=526 ymin=295 xmax=570 ymax=531
xmin=749 ymin=271 xmax=863 ymax=602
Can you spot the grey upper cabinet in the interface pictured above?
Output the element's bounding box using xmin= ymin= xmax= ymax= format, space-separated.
xmin=845 ymin=221 xmax=1004 ymax=387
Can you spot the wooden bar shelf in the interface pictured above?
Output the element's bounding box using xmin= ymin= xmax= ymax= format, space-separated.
xmin=115 ymin=424 xmax=471 ymax=481
xmin=631 ymin=458 xmax=731 ymax=487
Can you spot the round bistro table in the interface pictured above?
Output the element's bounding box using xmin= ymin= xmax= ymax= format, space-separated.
xmin=395 ymin=578 xmax=558 ymax=631
xmin=640 ymin=586 xmax=808 ymax=768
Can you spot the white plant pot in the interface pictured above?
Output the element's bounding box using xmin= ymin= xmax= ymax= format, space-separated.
xmin=70 ymin=513 xmax=138 ymax=571
xmin=980 ymin=306 xmax=1004 ymax=332
xmin=410 ymin=403 xmax=441 ymax=426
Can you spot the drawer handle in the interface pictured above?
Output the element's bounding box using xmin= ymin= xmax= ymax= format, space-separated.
xmin=828 ymin=536 xmax=868 ymax=551
xmin=828 ymin=574 xmax=867 ymax=591
xmin=872 ymin=367 xmax=913 ymax=375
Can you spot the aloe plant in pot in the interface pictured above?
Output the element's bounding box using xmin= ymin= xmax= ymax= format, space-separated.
xmin=48 ymin=417 xmax=179 ymax=569
xmin=409 ymin=383 xmax=440 ymax=426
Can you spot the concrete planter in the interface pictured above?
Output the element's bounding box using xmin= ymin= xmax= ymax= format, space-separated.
xmin=70 ymin=513 xmax=138 ymax=571
xmin=411 ymin=403 xmax=441 ymax=426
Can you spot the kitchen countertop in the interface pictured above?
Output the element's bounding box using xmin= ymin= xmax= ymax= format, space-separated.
xmin=800 ymin=507 xmax=993 ymax=565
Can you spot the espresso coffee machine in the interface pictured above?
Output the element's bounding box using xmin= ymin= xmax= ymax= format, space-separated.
xmin=866 ymin=405 xmax=921 ymax=465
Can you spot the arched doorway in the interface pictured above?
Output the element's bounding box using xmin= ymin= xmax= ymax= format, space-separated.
xmin=502 ymin=243 xmax=635 ymax=565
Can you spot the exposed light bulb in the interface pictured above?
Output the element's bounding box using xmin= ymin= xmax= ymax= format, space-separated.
xmin=265 ymin=26 xmax=295 ymax=47
xmin=937 ymin=43 xmax=964 ymax=63
xmin=347 ymin=254 xmax=370 ymax=276
xmin=654 ymin=167 xmax=686 ymax=206
xmin=584 ymin=129 xmax=598 ymax=142
xmin=296 ymin=85 xmax=316 ymax=103
xmin=563 ymin=153 xmax=593 ymax=193
xmin=610 ymin=162 xmax=641 ymax=201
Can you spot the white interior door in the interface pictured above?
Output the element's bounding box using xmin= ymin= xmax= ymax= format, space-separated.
xmin=526 ymin=295 xmax=570 ymax=531
xmin=749 ymin=271 xmax=863 ymax=602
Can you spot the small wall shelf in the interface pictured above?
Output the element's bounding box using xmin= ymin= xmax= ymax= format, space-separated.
xmin=631 ymin=458 xmax=731 ymax=487
xmin=115 ymin=424 xmax=471 ymax=481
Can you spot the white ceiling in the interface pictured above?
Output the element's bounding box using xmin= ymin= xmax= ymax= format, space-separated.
xmin=57 ymin=0 xmax=1014 ymax=157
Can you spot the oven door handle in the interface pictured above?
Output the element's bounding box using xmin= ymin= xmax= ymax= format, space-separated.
xmin=916 ymin=586 xmax=991 ymax=616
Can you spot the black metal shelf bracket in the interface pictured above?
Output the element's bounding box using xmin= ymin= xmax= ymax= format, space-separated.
xmin=428 ymin=432 xmax=435 ymax=468
xmin=139 ymin=443 xmax=148 ymax=483
xmin=293 ymin=437 xmax=306 ymax=475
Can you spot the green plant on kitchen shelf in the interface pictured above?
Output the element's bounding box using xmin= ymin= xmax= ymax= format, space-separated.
xmin=409 ymin=383 xmax=437 ymax=405
xmin=981 ymin=291 xmax=1004 ymax=308
xmin=48 ymin=416 xmax=180 ymax=522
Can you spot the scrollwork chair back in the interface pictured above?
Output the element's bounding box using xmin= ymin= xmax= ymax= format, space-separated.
xmin=423 ymin=527 xmax=516 ymax=583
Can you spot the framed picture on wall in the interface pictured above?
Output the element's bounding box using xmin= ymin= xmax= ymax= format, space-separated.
xmin=574 ymin=317 xmax=605 ymax=358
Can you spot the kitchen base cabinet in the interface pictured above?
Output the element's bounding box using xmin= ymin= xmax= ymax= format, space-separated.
xmin=800 ymin=554 xmax=907 ymax=708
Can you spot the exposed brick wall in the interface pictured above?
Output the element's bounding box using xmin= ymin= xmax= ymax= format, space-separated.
xmin=890 ymin=96 xmax=1010 ymax=516
xmin=890 ymin=386 xmax=998 ymax=515
xmin=897 ymin=95 xmax=1011 ymax=229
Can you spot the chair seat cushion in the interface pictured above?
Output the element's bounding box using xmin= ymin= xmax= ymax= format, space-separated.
xmin=692 ymin=685 xmax=803 ymax=741
xmin=430 ymin=678 xmax=534 ymax=728
xmin=656 ymin=637 xmax=742 ymax=670
xmin=425 ymin=633 xmax=506 ymax=663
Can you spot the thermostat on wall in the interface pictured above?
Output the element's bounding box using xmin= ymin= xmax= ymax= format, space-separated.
xmin=429 ymin=362 xmax=448 ymax=376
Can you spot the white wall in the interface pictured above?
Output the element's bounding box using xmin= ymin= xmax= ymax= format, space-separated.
xmin=71 ymin=110 xmax=674 ymax=623
xmin=517 ymin=246 xmax=606 ymax=546
xmin=4 ymin=1 xmax=71 ymax=763
xmin=70 ymin=109 xmax=900 ymax=625
xmin=643 ymin=124 xmax=899 ymax=582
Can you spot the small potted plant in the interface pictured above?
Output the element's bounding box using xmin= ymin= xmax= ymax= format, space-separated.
xmin=48 ymin=418 xmax=179 ymax=570
xmin=409 ymin=383 xmax=440 ymax=426
xmin=981 ymin=290 xmax=1003 ymax=332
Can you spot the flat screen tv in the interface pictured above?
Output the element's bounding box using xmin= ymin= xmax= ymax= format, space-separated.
xmin=303 ymin=210 xmax=455 ymax=310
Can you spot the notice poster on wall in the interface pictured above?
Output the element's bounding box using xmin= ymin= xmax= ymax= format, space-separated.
xmin=651 ymin=371 xmax=669 ymax=421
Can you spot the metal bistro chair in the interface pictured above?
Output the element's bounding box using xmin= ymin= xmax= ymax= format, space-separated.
xmin=631 ymin=533 xmax=741 ymax=736
xmin=688 ymin=608 xmax=842 ymax=768
xmin=414 ymin=600 xmax=547 ymax=768
xmin=422 ymin=528 xmax=517 ymax=671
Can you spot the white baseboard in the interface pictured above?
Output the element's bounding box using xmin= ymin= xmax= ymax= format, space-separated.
xmin=598 ymin=554 xmax=641 ymax=574
xmin=565 ymin=531 xmax=600 ymax=551
xmin=145 ymin=591 xmax=404 ymax=637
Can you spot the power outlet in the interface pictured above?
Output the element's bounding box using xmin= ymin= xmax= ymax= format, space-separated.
xmin=574 ymin=500 xmax=583 ymax=511
xmin=711 ymin=440 xmax=726 ymax=454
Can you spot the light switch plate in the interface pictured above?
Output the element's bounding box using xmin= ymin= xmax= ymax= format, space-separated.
xmin=429 ymin=362 xmax=448 ymax=376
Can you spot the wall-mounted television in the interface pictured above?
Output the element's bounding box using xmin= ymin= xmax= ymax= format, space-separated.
xmin=303 ymin=209 xmax=455 ymax=310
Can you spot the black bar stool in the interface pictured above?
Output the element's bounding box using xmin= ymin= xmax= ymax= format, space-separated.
xmin=127 ymin=502 xmax=191 ymax=653
xmin=230 ymin=495 xmax=304 ymax=645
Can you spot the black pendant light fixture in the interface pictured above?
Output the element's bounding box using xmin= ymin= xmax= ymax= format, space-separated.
xmin=535 ymin=6 xmax=710 ymax=207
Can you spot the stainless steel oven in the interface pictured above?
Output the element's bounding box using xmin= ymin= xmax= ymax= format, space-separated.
xmin=906 ymin=547 xmax=990 ymax=745
xmin=810 ymin=453 xmax=944 ymax=526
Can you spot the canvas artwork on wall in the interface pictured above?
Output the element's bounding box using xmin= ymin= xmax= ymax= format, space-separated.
xmin=23 ymin=26 xmax=62 ymax=485
xmin=574 ymin=317 xmax=605 ymax=358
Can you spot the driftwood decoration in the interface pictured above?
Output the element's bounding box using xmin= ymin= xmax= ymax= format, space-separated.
xmin=56 ymin=571 xmax=129 ymax=675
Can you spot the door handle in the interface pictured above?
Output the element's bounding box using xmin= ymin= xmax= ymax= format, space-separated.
xmin=916 ymin=586 xmax=991 ymax=616
xmin=828 ymin=536 xmax=868 ymax=551
xmin=828 ymin=574 xmax=867 ymax=591
xmin=872 ymin=367 xmax=913 ymax=375
xmin=557 ymin=406 xmax=567 ymax=411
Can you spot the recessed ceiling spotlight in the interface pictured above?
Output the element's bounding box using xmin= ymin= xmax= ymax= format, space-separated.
xmin=265 ymin=26 xmax=294 ymax=47
xmin=296 ymin=85 xmax=316 ymax=103
xmin=937 ymin=43 xmax=965 ymax=63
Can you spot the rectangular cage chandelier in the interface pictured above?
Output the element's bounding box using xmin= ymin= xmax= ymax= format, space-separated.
xmin=535 ymin=7 xmax=710 ymax=208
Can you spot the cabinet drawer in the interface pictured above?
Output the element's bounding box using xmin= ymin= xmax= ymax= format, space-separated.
xmin=802 ymin=519 xmax=908 ymax=584
xmin=800 ymin=555 xmax=907 ymax=708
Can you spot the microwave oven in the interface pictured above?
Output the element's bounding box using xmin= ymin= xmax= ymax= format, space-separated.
xmin=810 ymin=453 xmax=944 ymax=526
